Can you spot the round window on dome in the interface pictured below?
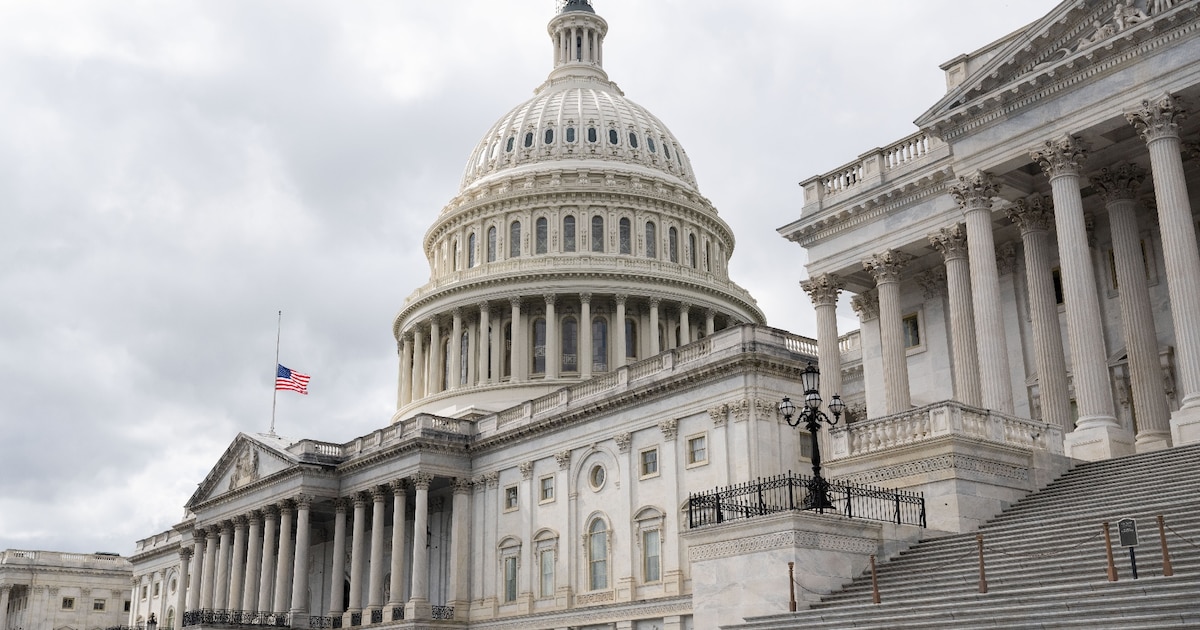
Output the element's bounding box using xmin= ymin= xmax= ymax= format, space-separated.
xmin=545 ymin=129 xmax=554 ymax=144
xmin=566 ymin=127 xmax=576 ymax=143
xmin=628 ymin=132 xmax=639 ymax=149
xmin=524 ymin=132 xmax=534 ymax=148
xmin=608 ymin=129 xmax=619 ymax=145
xmin=589 ymin=464 xmax=606 ymax=490
xmin=588 ymin=127 xmax=597 ymax=143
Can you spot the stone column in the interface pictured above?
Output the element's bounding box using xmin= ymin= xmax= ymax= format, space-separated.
xmin=367 ymin=488 xmax=387 ymax=614
xmin=863 ymin=250 xmax=913 ymax=414
xmin=0 ymin=585 xmax=9 ymax=630
xmin=1094 ymin=164 xmax=1172 ymax=451
xmin=615 ymin=294 xmax=628 ymax=367
xmin=679 ymin=303 xmax=691 ymax=346
xmin=545 ymin=294 xmax=560 ymax=379
xmin=705 ymin=309 xmax=716 ymax=336
xmin=176 ymin=547 xmax=192 ymax=621
xmin=242 ymin=512 xmax=262 ymax=613
xmin=491 ymin=306 xmax=504 ymax=383
xmin=1128 ymin=94 xmax=1200 ymax=445
xmin=449 ymin=478 xmax=472 ymax=617
xmin=928 ymin=224 xmax=983 ymax=407
xmin=801 ymin=274 xmax=844 ymax=408
xmin=1032 ymin=136 xmax=1131 ymax=459
xmin=649 ymin=297 xmax=661 ymax=355
xmin=187 ymin=530 xmax=206 ymax=612
xmin=951 ymin=172 xmax=1014 ymax=413
xmin=257 ymin=507 xmax=277 ymax=614
xmin=851 ymin=290 xmax=882 ymax=418
xmin=449 ymin=309 xmax=463 ymax=390
xmin=227 ymin=517 xmax=247 ymax=612
xmin=405 ymin=472 xmax=434 ymax=619
xmin=510 ymin=298 xmax=524 ymax=382
xmin=478 ymin=303 xmax=491 ymax=385
xmin=289 ymin=496 xmax=311 ymax=618
xmin=1007 ymin=196 xmax=1072 ymax=433
xmin=213 ymin=522 xmax=232 ymax=610
xmin=411 ymin=326 xmax=425 ymax=401
xmin=386 ymin=481 xmax=408 ymax=618
xmin=398 ymin=334 xmax=413 ymax=407
xmin=346 ymin=494 xmax=367 ymax=620
xmin=580 ymin=293 xmax=593 ymax=378
xmin=428 ymin=318 xmax=442 ymax=395
xmin=200 ymin=528 xmax=219 ymax=610
xmin=329 ymin=500 xmax=347 ymax=616
xmin=272 ymin=502 xmax=294 ymax=614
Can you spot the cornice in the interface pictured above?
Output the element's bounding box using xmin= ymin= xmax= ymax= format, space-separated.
xmin=785 ymin=169 xmax=954 ymax=247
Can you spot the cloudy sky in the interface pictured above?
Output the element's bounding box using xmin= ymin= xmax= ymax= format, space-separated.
xmin=0 ymin=0 xmax=1054 ymax=554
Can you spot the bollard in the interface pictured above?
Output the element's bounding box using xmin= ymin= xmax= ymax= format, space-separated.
xmin=1157 ymin=515 xmax=1174 ymax=577
xmin=1102 ymin=522 xmax=1118 ymax=582
xmin=976 ymin=534 xmax=987 ymax=593
xmin=870 ymin=554 xmax=881 ymax=604
xmin=788 ymin=562 xmax=797 ymax=612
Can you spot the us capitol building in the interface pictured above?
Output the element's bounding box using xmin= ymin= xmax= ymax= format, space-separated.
xmin=6 ymin=0 xmax=1197 ymax=629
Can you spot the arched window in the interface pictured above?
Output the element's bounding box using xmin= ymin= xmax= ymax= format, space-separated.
xmin=468 ymin=232 xmax=477 ymax=268
xmin=460 ymin=331 xmax=470 ymax=385
xmin=668 ymin=227 xmax=679 ymax=263
xmin=451 ymin=237 xmax=459 ymax=271
xmin=536 ymin=218 xmax=548 ymax=254
xmin=441 ymin=338 xmax=451 ymax=391
xmin=592 ymin=317 xmax=608 ymax=373
xmin=487 ymin=227 xmax=497 ymax=263
xmin=588 ymin=518 xmax=609 ymax=590
xmin=503 ymin=322 xmax=513 ymax=378
xmin=619 ymin=219 xmax=631 ymax=254
xmin=625 ymin=318 xmax=638 ymax=360
xmin=563 ymin=216 xmax=576 ymax=252
xmin=704 ymin=241 xmax=711 ymax=271
xmin=645 ymin=222 xmax=657 ymax=258
xmin=532 ymin=317 xmax=547 ymax=374
xmin=562 ymin=317 xmax=578 ymax=373
xmin=510 ymin=221 xmax=522 ymax=258
xmin=506 ymin=136 xmax=515 ymax=152
xmin=591 ymin=216 xmax=605 ymax=253
xmin=689 ymin=234 xmax=697 ymax=268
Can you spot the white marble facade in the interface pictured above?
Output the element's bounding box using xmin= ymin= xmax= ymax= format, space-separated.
xmin=0 ymin=549 xmax=133 ymax=630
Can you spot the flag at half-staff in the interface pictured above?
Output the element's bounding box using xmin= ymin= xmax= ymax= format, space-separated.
xmin=276 ymin=364 xmax=311 ymax=395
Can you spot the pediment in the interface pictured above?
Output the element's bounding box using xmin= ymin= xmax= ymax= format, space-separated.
xmin=916 ymin=0 xmax=1192 ymax=132
xmin=186 ymin=432 xmax=299 ymax=508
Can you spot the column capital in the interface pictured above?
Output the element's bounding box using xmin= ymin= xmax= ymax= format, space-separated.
xmin=1091 ymin=163 xmax=1147 ymax=203
xmin=928 ymin=224 xmax=969 ymax=261
xmin=862 ymin=250 xmax=912 ymax=284
xmin=371 ymin=486 xmax=388 ymax=502
xmin=293 ymin=493 xmax=312 ymax=510
xmin=851 ymin=289 xmax=879 ymax=322
xmin=648 ymin=296 xmax=661 ymax=308
xmin=679 ymin=302 xmax=692 ymax=312
xmin=555 ymin=450 xmax=572 ymax=470
xmin=352 ymin=492 xmax=369 ymax=508
xmin=411 ymin=471 xmax=434 ymax=490
xmin=179 ymin=547 xmax=193 ymax=562
xmin=800 ymin=273 xmax=843 ymax=306
xmin=402 ymin=330 xmax=413 ymax=343
xmin=1031 ymin=134 xmax=1089 ymax=178
xmin=206 ymin=527 xmax=219 ymax=540
xmin=453 ymin=477 xmax=472 ymax=495
xmin=1126 ymin=92 xmax=1186 ymax=143
xmin=917 ymin=267 xmax=947 ymax=299
xmin=509 ymin=296 xmax=522 ymax=308
xmin=261 ymin=504 xmax=279 ymax=519
xmin=579 ymin=292 xmax=592 ymax=305
xmin=278 ymin=499 xmax=295 ymax=515
xmin=518 ymin=461 xmax=534 ymax=479
xmin=220 ymin=520 xmax=234 ymax=534
xmin=614 ymin=432 xmax=632 ymax=453
xmin=390 ymin=478 xmax=408 ymax=495
xmin=478 ymin=301 xmax=491 ymax=314
xmin=333 ymin=498 xmax=348 ymax=513
xmin=193 ymin=529 xmax=207 ymax=543
xmin=232 ymin=514 xmax=248 ymax=528
xmin=484 ymin=471 xmax=500 ymax=488
xmin=614 ymin=293 xmax=628 ymax=306
xmin=1006 ymin=195 xmax=1054 ymax=235
xmin=247 ymin=510 xmax=262 ymax=525
xmin=543 ymin=293 xmax=557 ymax=306
xmin=658 ymin=417 xmax=678 ymax=440
xmin=451 ymin=306 xmax=463 ymax=319
xmin=950 ymin=171 xmax=999 ymax=212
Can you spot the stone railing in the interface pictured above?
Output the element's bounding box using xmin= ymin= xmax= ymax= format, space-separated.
xmin=827 ymin=400 xmax=1064 ymax=460
xmin=290 ymin=415 xmax=471 ymax=462
xmin=1 ymin=549 xmax=129 ymax=567
xmin=801 ymin=130 xmax=947 ymax=206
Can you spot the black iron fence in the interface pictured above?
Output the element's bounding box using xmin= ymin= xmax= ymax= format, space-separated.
xmin=431 ymin=605 xmax=454 ymax=620
xmin=687 ymin=471 xmax=926 ymax=528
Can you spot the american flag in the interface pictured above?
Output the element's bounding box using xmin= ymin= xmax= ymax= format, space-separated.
xmin=276 ymin=364 xmax=310 ymax=395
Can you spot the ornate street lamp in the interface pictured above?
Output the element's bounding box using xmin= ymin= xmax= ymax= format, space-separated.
xmin=779 ymin=363 xmax=845 ymax=510
xmin=146 ymin=613 xmax=158 ymax=630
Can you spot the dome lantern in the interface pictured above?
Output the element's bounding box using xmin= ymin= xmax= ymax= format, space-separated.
xmin=547 ymin=0 xmax=608 ymax=82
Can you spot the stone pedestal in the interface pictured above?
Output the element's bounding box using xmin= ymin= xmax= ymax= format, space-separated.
xmin=1170 ymin=406 xmax=1200 ymax=446
xmin=1064 ymin=424 xmax=1137 ymax=461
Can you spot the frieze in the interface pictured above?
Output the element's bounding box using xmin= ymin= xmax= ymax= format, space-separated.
xmin=689 ymin=529 xmax=877 ymax=561
xmin=840 ymin=453 xmax=1030 ymax=485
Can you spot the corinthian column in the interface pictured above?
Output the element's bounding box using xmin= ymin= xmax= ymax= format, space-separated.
xmin=386 ymin=481 xmax=408 ymax=619
xmin=863 ymin=250 xmax=913 ymax=414
xmin=227 ymin=516 xmax=247 ymax=612
xmin=213 ymin=522 xmax=231 ymax=610
xmin=242 ymin=512 xmax=262 ymax=613
xmin=1007 ymin=196 xmax=1071 ymax=432
xmin=545 ymin=294 xmax=559 ymax=378
xmin=427 ymin=318 xmax=442 ymax=394
xmin=329 ymin=500 xmax=347 ymax=616
xmin=801 ymin=274 xmax=844 ymax=410
xmin=398 ymin=333 xmax=412 ymax=407
xmin=272 ymin=502 xmax=294 ymax=614
xmin=346 ymin=494 xmax=367 ymax=620
xmin=510 ymin=298 xmax=524 ymax=381
xmin=1093 ymin=164 xmax=1171 ymax=451
xmin=411 ymin=326 xmax=425 ymax=401
xmin=187 ymin=530 xmax=205 ymax=612
xmin=449 ymin=309 xmax=463 ymax=390
xmin=176 ymin=547 xmax=192 ymax=624
xmin=614 ymin=294 xmax=628 ymax=367
xmin=449 ymin=478 xmax=472 ymax=617
xmin=951 ymin=172 xmax=1014 ymax=413
xmin=200 ymin=528 xmax=218 ymax=610
xmin=367 ymin=487 xmax=387 ymax=614
xmin=257 ymin=507 xmax=277 ymax=614
xmin=1128 ymin=93 xmax=1200 ymax=445
xmin=580 ymin=293 xmax=593 ymax=378
xmin=289 ymin=495 xmax=311 ymax=618
xmin=478 ymin=303 xmax=491 ymax=385
xmin=929 ymin=224 xmax=982 ymax=407
xmin=649 ymin=297 xmax=661 ymax=355
xmin=1031 ymin=136 xmax=1131 ymax=459
xmin=405 ymin=472 xmax=434 ymax=620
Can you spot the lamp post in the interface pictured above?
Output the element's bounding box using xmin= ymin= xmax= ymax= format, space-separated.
xmin=146 ymin=613 xmax=158 ymax=630
xmin=779 ymin=363 xmax=844 ymax=510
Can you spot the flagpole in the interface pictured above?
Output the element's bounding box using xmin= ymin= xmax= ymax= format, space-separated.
xmin=270 ymin=310 xmax=281 ymax=437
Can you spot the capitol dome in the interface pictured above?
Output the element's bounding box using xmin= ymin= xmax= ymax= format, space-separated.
xmin=392 ymin=0 xmax=765 ymax=420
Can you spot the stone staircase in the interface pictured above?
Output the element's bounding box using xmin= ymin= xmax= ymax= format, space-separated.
xmin=732 ymin=443 xmax=1200 ymax=629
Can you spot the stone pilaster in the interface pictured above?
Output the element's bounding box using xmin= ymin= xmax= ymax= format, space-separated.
xmin=863 ymin=250 xmax=913 ymax=414
xmin=929 ymin=224 xmax=982 ymax=407
xmin=449 ymin=478 xmax=472 ymax=618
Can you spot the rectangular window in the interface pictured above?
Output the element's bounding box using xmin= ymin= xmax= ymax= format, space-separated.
xmin=539 ymin=549 xmax=555 ymax=598
xmin=504 ymin=485 xmax=519 ymax=511
xmin=125 ymin=600 xmax=132 ymax=612
xmin=643 ymin=530 xmax=661 ymax=582
xmin=539 ymin=476 xmax=555 ymax=502
xmin=504 ymin=556 xmax=518 ymax=602
xmin=153 ymin=582 xmax=160 ymax=597
xmin=687 ymin=435 xmax=708 ymax=465
xmin=640 ymin=447 xmax=659 ymax=478
xmin=62 ymin=597 xmax=75 ymax=610
xmin=902 ymin=313 xmax=920 ymax=348
xmin=141 ymin=585 xmax=148 ymax=599
xmin=93 ymin=599 xmax=106 ymax=611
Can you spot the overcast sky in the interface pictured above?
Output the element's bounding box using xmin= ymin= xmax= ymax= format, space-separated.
xmin=0 ymin=0 xmax=1055 ymax=554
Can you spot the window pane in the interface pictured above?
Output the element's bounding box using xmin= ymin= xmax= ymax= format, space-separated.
xmin=669 ymin=228 xmax=678 ymax=263
xmin=645 ymin=222 xmax=657 ymax=258
xmin=619 ymin=219 xmax=631 ymax=254
xmin=564 ymin=216 xmax=576 ymax=252
xmin=641 ymin=449 xmax=658 ymax=476
xmin=566 ymin=127 xmax=576 ymax=143
xmin=608 ymin=129 xmax=619 ymax=145
xmin=505 ymin=556 xmax=518 ymax=602
xmin=524 ymin=132 xmax=534 ymax=148
xmin=536 ymin=218 xmax=548 ymax=254
xmin=540 ymin=549 xmax=555 ymax=598
xmin=689 ymin=436 xmax=707 ymax=463
xmin=629 ymin=132 xmax=639 ymax=148
xmin=487 ymin=227 xmax=497 ymax=262
xmin=588 ymin=127 xmax=597 ymax=143
xmin=625 ymin=319 xmax=637 ymax=359
xmin=468 ymin=233 xmax=477 ymax=268
xmin=591 ymin=216 xmax=605 ymax=252
xmin=506 ymin=137 xmax=514 ymax=152
xmin=562 ymin=317 xmax=578 ymax=373
xmin=644 ymin=531 xmax=661 ymax=582
xmin=589 ymin=521 xmax=608 ymax=590
xmin=460 ymin=332 xmax=470 ymax=385
xmin=545 ymin=128 xmax=554 ymax=144
xmin=533 ymin=318 xmax=546 ymax=374
xmin=592 ymin=317 xmax=608 ymax=372
xmin=689 ymin=234 xmax=697 ymax=268
xmin=510 ymin=221 xmax=522 ymax=258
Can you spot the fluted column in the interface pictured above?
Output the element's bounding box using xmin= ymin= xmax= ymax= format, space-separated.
xmin=478 ymin=304 xmax=491 ymax=385
xmin=428 ymin=318 xmax=442 ymax=394
xmin=242 ymin=512 xmax=262 ymax=613
xmin=212 ymin=522 xmax=232 ymax=610
xmin=929 ymin=224 xmax=983 ymax=407
xmin=951 ymin=172 xmax=1014 ymax=413
xmin=386 ymin=481 xmax=408 ymax=617
xmin=200 ymin=528 xmax=218 ymax=610
xmin=272 ymin=502 xmax=294 ymax=614
xmin=864 ymin=251 xmax=913 ymax=414
xmin=288 ymin=496 xmax=311 ymax=618
xmin=449 ymin=478 xmax=472 ymax=616
xmin=187 ymin=531 xmax=205 ymax=612
xmin=510 ymin=298 xmax=524 ymax=382
xmin=1094 ymin=164 xmax=1172 ymax=451
xmin=227 ymin=516 xmax=247 ymax=612
xmin=1007 ymin=196 xmax=1072 ymax=433
xmin=1032 ymin=136 xmax=1130 ymax=459
xmin=173 ymin=547 xmax=191 ymax=622
xmin=257 ymin=507 xmax=277 ymax=614
xmin=649 ymin=297 xmax=661 ymax=355
xmin=802 ymin=274 xmax=844 ymax=410
xmin=679 ymin=303 xmax=691 ymax=346
xmin=328 ymin=500 xmax=347 ymax=615
xmin=405 ymin=472 xmax=434 ymax=619
xmin=615 ymin=294 xmax=628 ymax=367
xmin=398 ymin=334 xmax=413 ymax=407
xmin=545 ymin=294 xmax=560 ymax=379
xmin=346 ymin=494 xmax=367 ymax=618
xmin=367 ymin=488 xmax=387 ymax=613
xmin=449 ymin=309 xmax=463 ymax=390
xmin=411 ymin=327 xmax=425 ymax=400
xmin=1128 ymin=94 xmax=1200 ymax=445
xmin=705 ymin=309 xmax=716 ymax=336
xmin=579 ymin=293 xmax=593 ymax=378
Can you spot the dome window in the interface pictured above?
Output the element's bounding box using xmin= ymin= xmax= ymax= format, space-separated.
xmin=510 ymin=221 xmax=522 ymax=258
xmin=648 ymin=137 xmax=656 ymax=153
xmin=563 ymin=216 xmax=576 ymax=252
xmin=591 ymin=216 xmax=605 ymax=253
xmin=524 ymin=132 xmax=534 ymax=148
xmin=566 ymin=127 xmax=576 ymax=143
xmin=663 ymin=143 xmax=671 ymax=159
xmin=506 ymin=137 xmax=515 ymax=152
xmin=619 ymin=218 xmax=631 ymax=255
xmin=645 ymin=221 xmax=657 ymax=258
xmin=628 ymin=132 xmax=639 ymax=149
xmin=545 ymin=129 xmax=554 ymax=144
xmin=608 ymin=129 xmax=619 ymax=145
xmin=588 ymin=127 xmax=598 ymax=143
xmin=536 ymin=218 xmax=548 ymax=254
